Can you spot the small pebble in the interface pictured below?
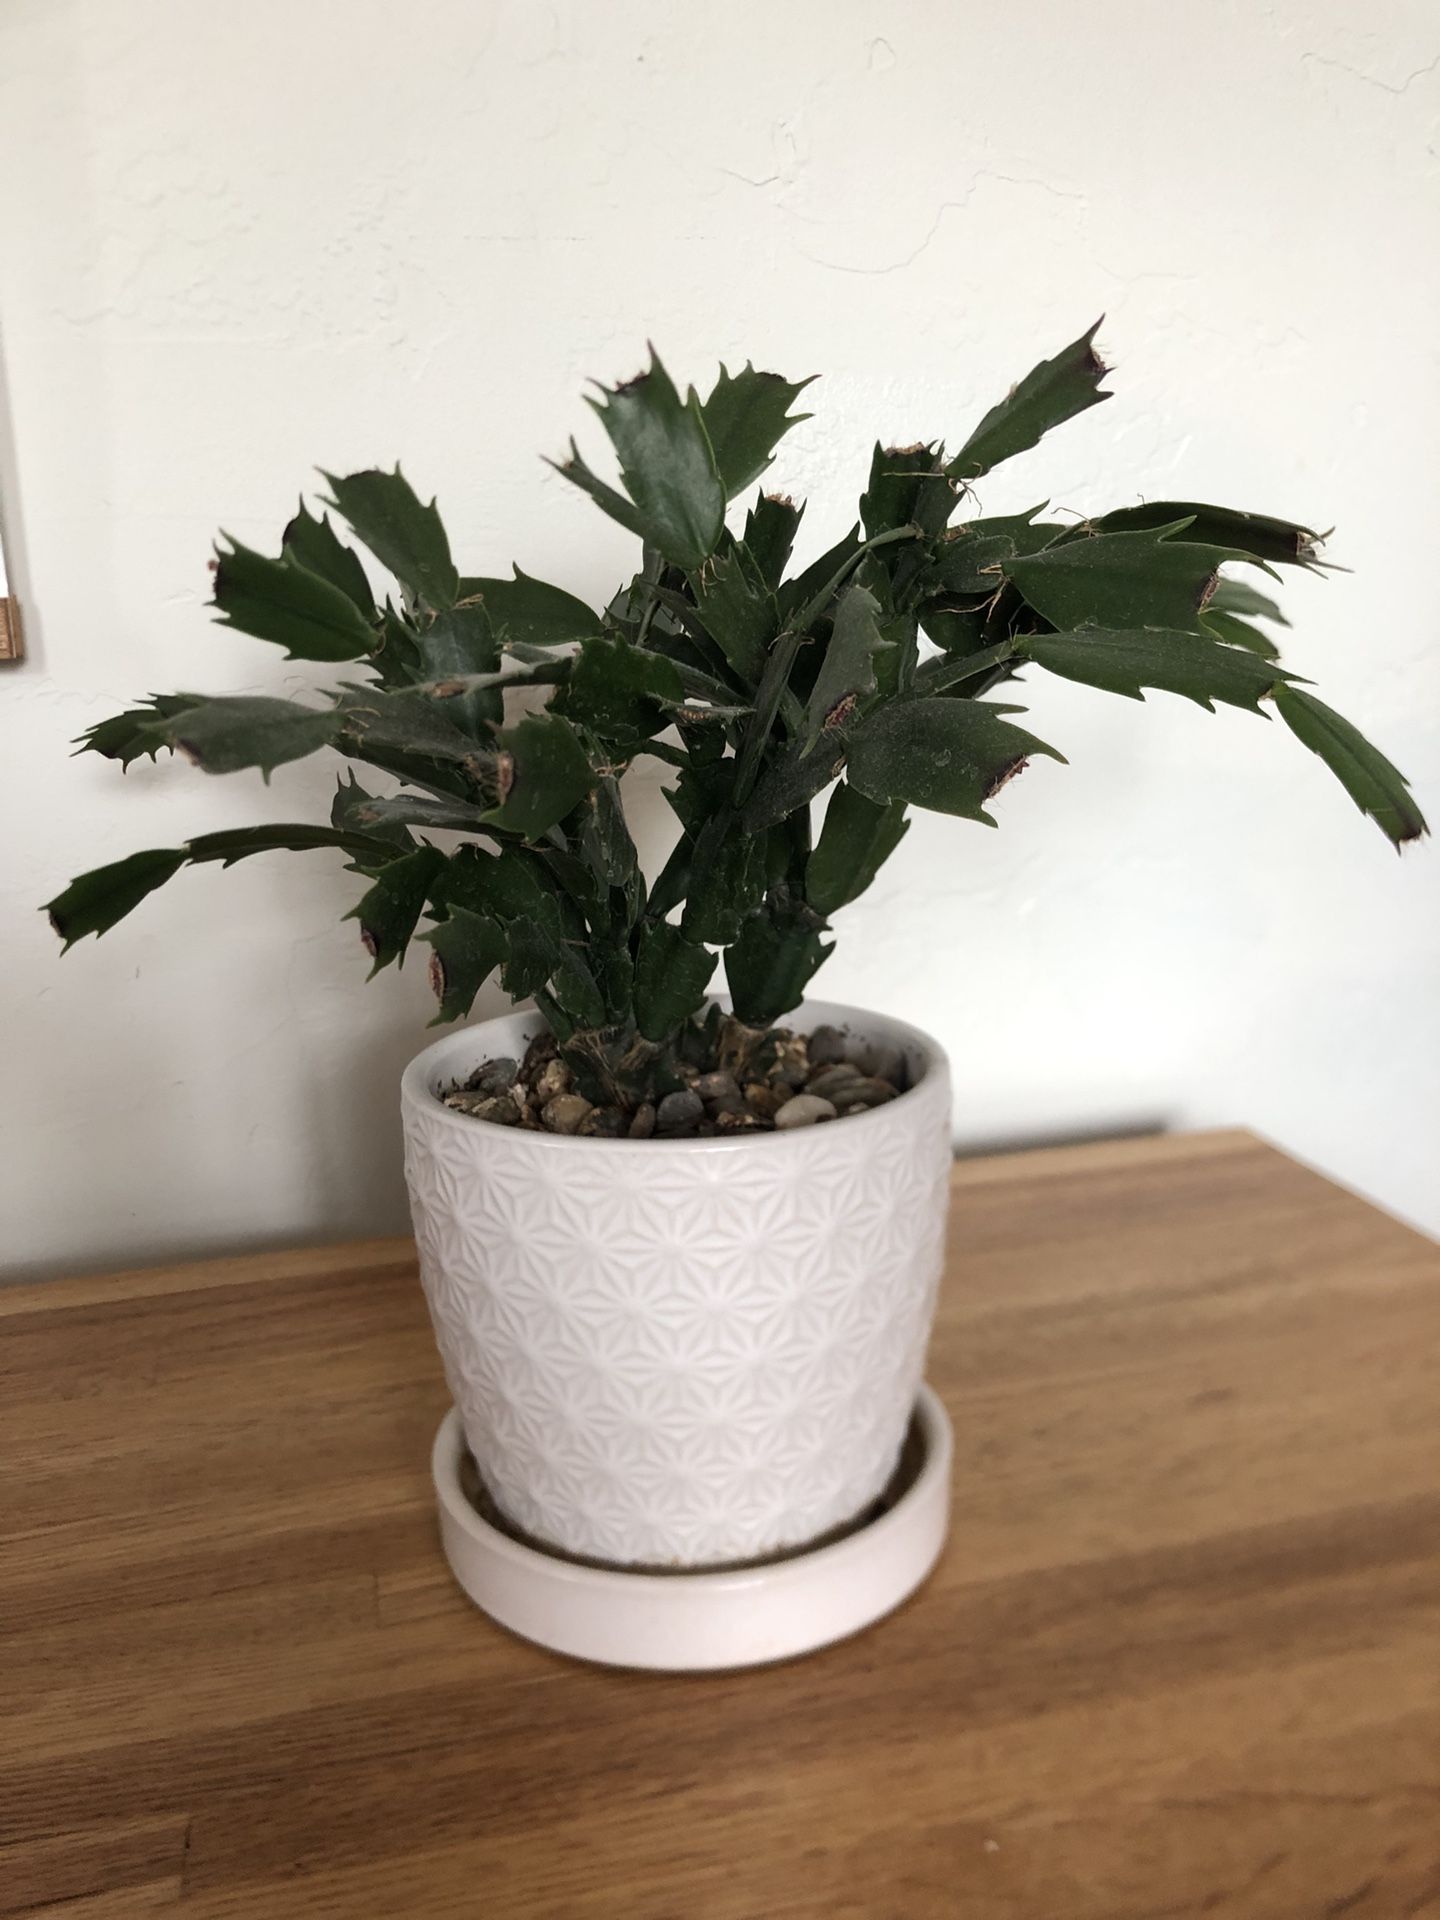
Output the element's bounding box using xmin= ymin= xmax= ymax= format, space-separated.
xmin=853 ymin=1041 xmax=906 ymax=1088
xmin=767 ymin=1033 xmax=811 ymax=1089
xmin=774 ymin=1093 xmax=837 ymax=1129
xmin=841 ymin=1075 xmax=900 ymax=1109
xmin=744 ymin=1081 xmax=783 ymax=1120
xmin=694 ymin=1070 xmax=741 ymax=1106
xmin=520 ymin=1030 xmax=557 ymax=1078
xmin=578 ymin=1106 xmax=626 ymax=1138
xmin=807 ymin=1024 xmax=849 ymax=1067
xmin=535 ymin=1058 xmax=573 ymax=1105
xmin=471 ymin=1056 xmax=519 ymax=1096
xmin=716 ymin=1108 xmax=766 ymax=1132
xmin=656 ymin=1088 xmax=704 ymax=1135
xmin=541 ymin=1093 xmax=593 ymax=1134
xmin=806 ymin=1062 xmax=864 ymax=1103
xmin=628 ymin=1102 xmax=656 ymax=1140
xmin=442 ymin=1088 xmax=493 ymax=1116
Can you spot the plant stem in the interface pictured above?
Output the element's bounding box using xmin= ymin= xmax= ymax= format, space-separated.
xmin=734 ymin=525 xmax=922 ymax=807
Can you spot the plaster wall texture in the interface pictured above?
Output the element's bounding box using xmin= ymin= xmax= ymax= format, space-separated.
xmin=1 ymin=0 xmax=1435 ymax=1275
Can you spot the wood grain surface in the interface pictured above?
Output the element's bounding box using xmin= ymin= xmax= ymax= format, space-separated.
xmin=3 ymin=1129 xmax=1437 ymax=1918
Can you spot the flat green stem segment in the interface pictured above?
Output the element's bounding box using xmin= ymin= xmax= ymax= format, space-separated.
xmin=950 ymin=320 xmax=1111 ymax=482
xmin=1274 ymin=688 xmax=1428 ymax=848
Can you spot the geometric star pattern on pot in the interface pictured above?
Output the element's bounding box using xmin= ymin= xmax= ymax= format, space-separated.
xmin=403 ymin=1004 xmax=954 ymax=1568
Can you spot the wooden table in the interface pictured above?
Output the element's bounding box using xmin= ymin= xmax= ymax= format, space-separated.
xmin=4 ymin=1129 xmax=1438 ymax=1918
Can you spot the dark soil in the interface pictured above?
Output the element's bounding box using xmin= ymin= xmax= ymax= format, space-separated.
xmin=437 ymin=1014 xmax=910 ymax=1139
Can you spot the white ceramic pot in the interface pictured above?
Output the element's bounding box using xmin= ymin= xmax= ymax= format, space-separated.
xmin=401 ymin=998 xmax=952 ymax=1570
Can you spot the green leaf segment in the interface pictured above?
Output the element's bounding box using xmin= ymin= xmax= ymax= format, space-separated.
xmin=47 ymin=330 xmax=1426 ymax=1091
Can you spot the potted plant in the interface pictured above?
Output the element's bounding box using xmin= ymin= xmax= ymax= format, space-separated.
xmin=48 ymin=325 xmax=1425 ymax=1666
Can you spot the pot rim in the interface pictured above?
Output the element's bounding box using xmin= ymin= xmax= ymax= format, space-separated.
xmin=400 ymin=995 xmax=950 ymax=1155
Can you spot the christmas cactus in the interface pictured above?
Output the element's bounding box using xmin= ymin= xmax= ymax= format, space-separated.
xmin=48 ymin=324 xmax=1426 ymax=1117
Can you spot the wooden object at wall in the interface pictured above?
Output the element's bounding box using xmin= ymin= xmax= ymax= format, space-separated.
xmin=3 ymin=1129 xmax=1437 ymax=1917
xmin=0 ymin=504 xmax=21 ymax=660
xmin=0 ymin=594 xmax=23 ymax=661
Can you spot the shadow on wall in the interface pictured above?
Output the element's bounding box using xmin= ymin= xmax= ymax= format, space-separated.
xmin=955 ymin=1115 xmax=1172 ymax=1161
xmin=296 ymin=1022 xmax=427 ymax=1245
xmin=292 ymin=976 xmax=519 ymax=1254
xmin=2 ymin=1043 xmax=420 ymax=1288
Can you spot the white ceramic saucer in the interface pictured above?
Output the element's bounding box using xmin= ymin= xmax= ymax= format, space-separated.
xmin=431 ymin=1385 xmax=953 ymax=1671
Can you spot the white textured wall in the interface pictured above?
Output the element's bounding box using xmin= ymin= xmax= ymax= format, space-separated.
xmin=1 ymin=0 xmax=1436 ymax=1278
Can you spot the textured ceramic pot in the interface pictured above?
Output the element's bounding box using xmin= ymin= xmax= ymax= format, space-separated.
xmin=401 ymin=998 xmax=952 ymax=1569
